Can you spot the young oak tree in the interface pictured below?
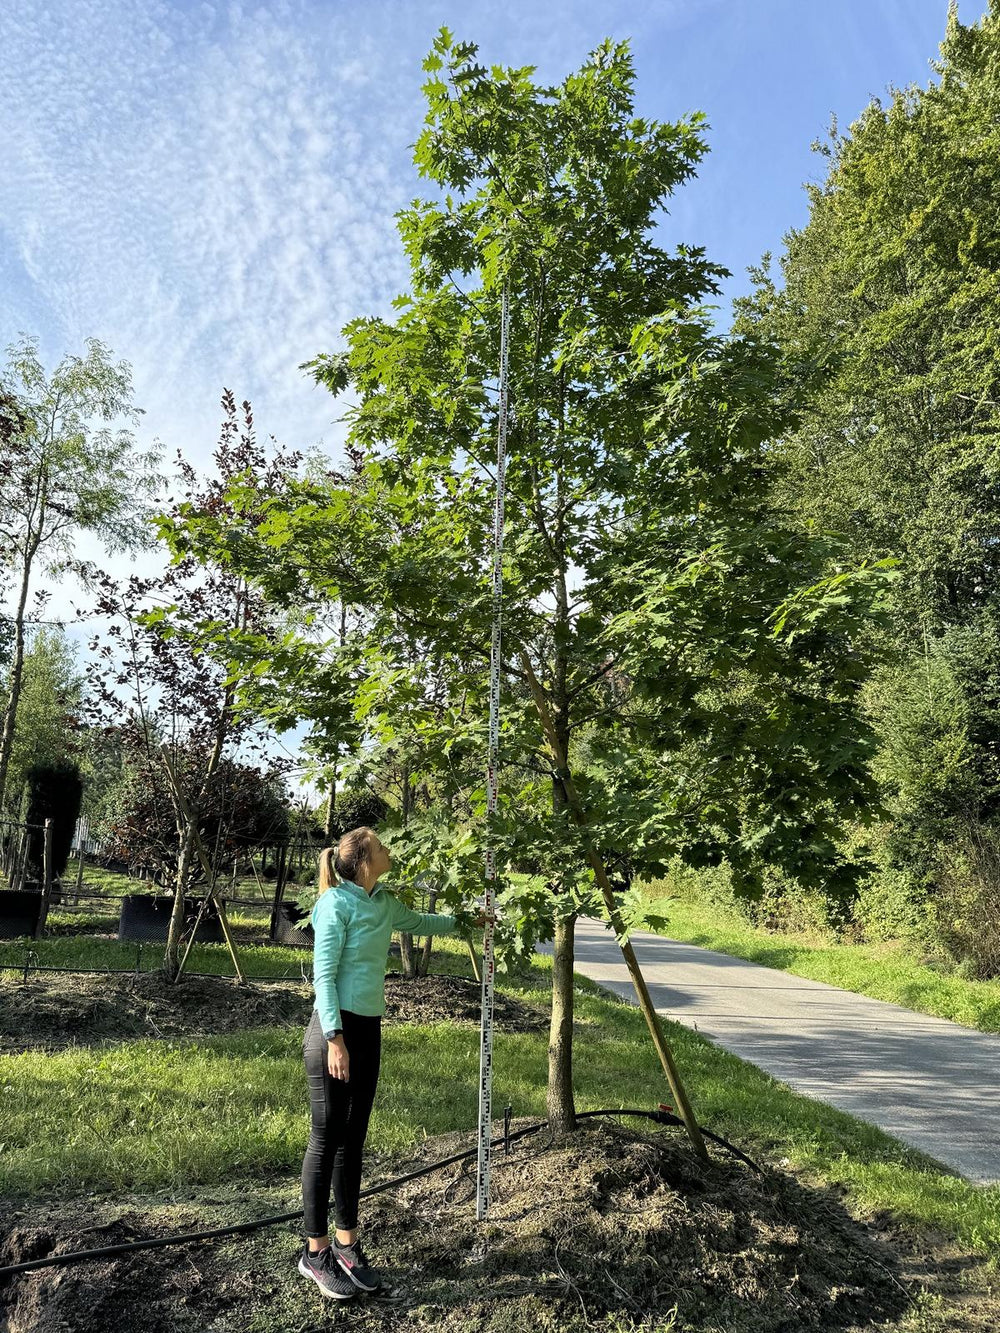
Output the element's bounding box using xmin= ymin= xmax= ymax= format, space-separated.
xmin=163 ymin=34 xmax=898 ymax=1128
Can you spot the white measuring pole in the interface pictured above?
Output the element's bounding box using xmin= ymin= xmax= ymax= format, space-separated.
xmin=476 ymin=283 xmax=511 ymax=1223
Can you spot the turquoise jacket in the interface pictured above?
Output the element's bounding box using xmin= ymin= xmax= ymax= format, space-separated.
xmin=310 ymin=879 xmax=458 ymax=1037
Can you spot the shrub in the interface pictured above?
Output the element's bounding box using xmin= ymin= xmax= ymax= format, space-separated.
xmin=932 ymin=823 xmax=1000 ymax=978
xmin=852 ymin=865 xmax=933 ymax=943
xmin=742 ymin=864 xmax=834 ymax=937
xmin=645 ymin=855 xmax=741 ymax=918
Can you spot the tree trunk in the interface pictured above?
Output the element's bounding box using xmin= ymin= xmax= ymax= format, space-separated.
xmin=399 ymin=930 xmax=417 ymax=978
xmin=74 ymin=836 xmax=85 ymax=905
xmin=161 ymin=743 xmax=245 ymax=984
xmin=0 ymin=539 xmax=40 ymax=812
xmin=161 ymin=681 xmax=235 ymax=978
xmin=35 ymin=818 xmax=54 ymax=937
xmin=323 ymin=771 xmax=337 ymax=842
xmin=274 ymin=842 xmax=289 ymax=910
xmin=399 ymin=754 xmax=417 ymax=978
xmin=323 ymin=604 xmax=347 ymax=845
xmin=418 ymin=886 xmax=438 ymax=976
xmin=547 ymin=910 xmax=577 ymax=1131
xmin=546 ymin=649 xmax=577 ymax=1131
xmin=13 ymin=828 xmax=28 ymax=892
xmin=520 ymin=650 xmax=709 ymax=1161
xmin=164 ymin=825 xmax=196 ymax=982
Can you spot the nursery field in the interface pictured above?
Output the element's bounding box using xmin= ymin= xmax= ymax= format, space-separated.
xmin=8 ymin=4 xmax=1000 ymax=1331
xmin=1 ymin=933 xmax=998 ymax=1333
xmin=0 ymin=857 xmax=315 ymax=981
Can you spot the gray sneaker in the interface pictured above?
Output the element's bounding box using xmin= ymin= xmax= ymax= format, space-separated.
xmin=332 ymin=1236 xmax=382 ymax=1292
xmin=298 ymin=1243 xmax=356 ymax=1299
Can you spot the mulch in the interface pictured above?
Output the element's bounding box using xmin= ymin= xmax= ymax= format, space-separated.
xmin=2 ymin=1119 xmax=995 ymax=1332
xmin=0 ymin=968 xmax=547 ymax=1052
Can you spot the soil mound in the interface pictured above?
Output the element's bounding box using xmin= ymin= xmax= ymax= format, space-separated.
xmin=0 ymin=1121 xmax=950 ymax=1333
xmin=0 ymin=971 xmax=312 ymax=1050
xmin=363 ymin=1119 xmax=914 ymax=1332
xmin=0 ymin=969 xmax=545 ymax=1051
xmin=0 ymin=1210 xmax=241 ymax=1333
xmin=383 ymin=973 xmax=547 ymax=1032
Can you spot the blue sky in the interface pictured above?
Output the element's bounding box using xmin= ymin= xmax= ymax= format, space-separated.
xmin=0 ymin=0 xmax=985 ymax=784
xmin=1 ymin=0 xmax=982 ymax=481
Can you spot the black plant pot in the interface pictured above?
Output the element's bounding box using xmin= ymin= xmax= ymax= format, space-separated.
xmin=118 ymin=894 xmax=226 ymax=945
xmin=270 ymin=901 xmax=314 ymax=949
xmin=0 ymin=890 xmax=43 ymax=940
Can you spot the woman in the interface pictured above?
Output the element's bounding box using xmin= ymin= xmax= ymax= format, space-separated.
xmin=298 ymin=824 xmax=487 ymax=1300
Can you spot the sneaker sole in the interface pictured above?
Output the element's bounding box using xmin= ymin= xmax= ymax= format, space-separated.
xmin=298 ymin=1255 xmax=355 ymax=1299
xmin=335 ymin=1257 xmax=381 ymax=1292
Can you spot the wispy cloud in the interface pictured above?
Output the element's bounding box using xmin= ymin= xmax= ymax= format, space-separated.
xmin=0 ymin=0 xmax=716 ymax=476
xmin=1 ymin=0 xmax=424 ymax=468
xmin=0 ymin=0 xmax=697 ymax=639
xmin=0 ymin=0 xmax=966 ymax=779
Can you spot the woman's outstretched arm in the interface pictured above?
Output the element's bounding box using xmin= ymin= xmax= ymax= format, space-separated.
xmin=386 ymin=893 xmax=458 ymax=938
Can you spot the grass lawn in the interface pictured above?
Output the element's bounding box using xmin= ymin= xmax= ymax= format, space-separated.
xmin=60 ymin=859 xmax=291 ymax=899
xmin=1 ymin=934 xmax=997 ymax=1272
xmin=637 ymin=884 xmax=1000 ymax=1034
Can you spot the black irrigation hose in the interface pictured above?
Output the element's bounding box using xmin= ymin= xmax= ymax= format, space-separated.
xmin=574 ymin=1108 xmax=767 ymax=1178
xmin=0 ymin=1109 xmax=765 ymax=1281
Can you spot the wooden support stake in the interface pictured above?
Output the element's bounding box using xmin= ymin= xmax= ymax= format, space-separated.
xmin=176 ymin=871 xmax=212 ymax=979
xmin=75 ymin=842 xmax=85 ymax=905
xmin=248 ymin=851 xmax=268 ymax=901
xmin=466 ymin=938 xmax=482 ymax=983
xmin=10 ymin=829 xmax=26 ymax=893
xmin=180 ymin=827 xmax=243 ymax=983
xmin=519 ymin=651 xmax=709 ymax=1163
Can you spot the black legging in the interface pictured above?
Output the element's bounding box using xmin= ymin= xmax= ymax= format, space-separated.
xmin=301 ymin=1006 xmax=382 ymax=1236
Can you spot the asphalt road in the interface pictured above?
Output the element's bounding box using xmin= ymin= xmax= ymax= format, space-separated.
xmin=537 ymin=917 xmax=1000 ymax=1185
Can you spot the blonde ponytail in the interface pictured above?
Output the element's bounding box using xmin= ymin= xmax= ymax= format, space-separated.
xmin=317 ymin=846 xmax=337 ymax=894
xmin=316 ymin=826 xmax=376 ymax=894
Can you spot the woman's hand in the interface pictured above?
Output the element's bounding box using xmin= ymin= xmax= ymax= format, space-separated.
xmin=454 ymin=905 xmax=497 ymax=933
xmin=327 ymin=1036 xmax=350 ymax=1082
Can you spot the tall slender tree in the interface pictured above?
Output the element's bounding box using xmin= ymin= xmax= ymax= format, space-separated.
xmin=0 ymin=336 xmax=162 ymax=813
xmin=163 ymin=34 xmax=898 ymax=1126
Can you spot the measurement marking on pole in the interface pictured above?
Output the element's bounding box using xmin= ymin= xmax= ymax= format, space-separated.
xmin=477 ymin=282 xmax=510 ymax=1225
